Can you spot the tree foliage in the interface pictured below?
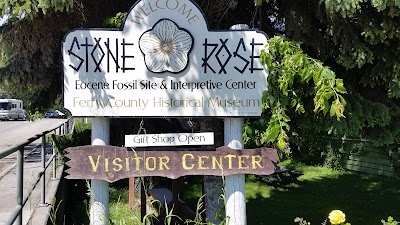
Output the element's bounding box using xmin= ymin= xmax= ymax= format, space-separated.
xmin=249 ymin=36 xmax=347 ymax=153
xmin=0 ymin=0 xmax=133 ymax=110
xmin=243 ymin=0 xmax=400 ymax=166
xmin=0 ymin=0 xmax=73 ymax=19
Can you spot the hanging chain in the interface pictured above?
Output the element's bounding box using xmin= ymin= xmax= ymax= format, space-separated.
xmin=188 ymin=118 xmax=194 ymax=133
xmin=135 ymin=119 xmax=146 ymax=174
xmin=137 ymin=119 xmax=147 ymax=134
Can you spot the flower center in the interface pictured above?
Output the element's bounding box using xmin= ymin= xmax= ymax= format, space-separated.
xmin=162 ymin=43 xmax=169 ymax=51
xmin=160 ymin=40 xmax=174 ymax=54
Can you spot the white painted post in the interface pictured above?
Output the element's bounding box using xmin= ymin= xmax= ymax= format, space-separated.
xmin=223 ymin=23 xmax=250 ymax=225
xmin=90 ymin=118 xmax=110 ymax=225
xmin=224 ymin=118 xmax=246 ymax=225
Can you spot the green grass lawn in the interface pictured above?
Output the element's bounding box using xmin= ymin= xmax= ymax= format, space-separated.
xmin=108 ymin=162 xmax=400 ymax=225
xmin=245 ymin=163 xmax=400 ymax=225
xmin=182 ymin=161 xmax=400 ymax=225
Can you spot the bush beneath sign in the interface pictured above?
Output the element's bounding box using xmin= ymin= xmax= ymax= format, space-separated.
xmin=50 ymin=119 xmax=91 ymax=161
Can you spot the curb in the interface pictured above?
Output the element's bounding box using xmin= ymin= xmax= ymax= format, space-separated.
xmin=0 ymin=162 xmax=17 ymax=180
xmin=26 ymin=165 xmax=64 ymax=225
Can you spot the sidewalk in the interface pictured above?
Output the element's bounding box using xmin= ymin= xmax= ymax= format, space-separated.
xmin=0 ymin=143 xmax=61 ymax=225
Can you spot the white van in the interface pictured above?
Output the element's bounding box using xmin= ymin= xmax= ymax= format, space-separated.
xmin=0 ymin=99 xmax=26 ymax=120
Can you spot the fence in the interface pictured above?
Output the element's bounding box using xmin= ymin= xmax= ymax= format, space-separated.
xmin=345 ymin=147 xmax=396 ymax=177
xmin=0 ymin=118 xmax=74 ymax=225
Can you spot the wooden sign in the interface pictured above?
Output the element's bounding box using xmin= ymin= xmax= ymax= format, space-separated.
xmin=65 ymin=145 xmax=279 ymax=182
xmin=125 ymin=132 xmax=214 ymax=147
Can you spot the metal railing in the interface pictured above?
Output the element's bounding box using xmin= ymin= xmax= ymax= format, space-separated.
xmin=0 ymin=118 xmax=74 ymax=225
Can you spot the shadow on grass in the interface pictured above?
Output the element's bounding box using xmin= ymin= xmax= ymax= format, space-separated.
xmin=246 ymin=168 xmax=400 ymax=225
xmin=182 ymin=164 xmax=400 ymax=225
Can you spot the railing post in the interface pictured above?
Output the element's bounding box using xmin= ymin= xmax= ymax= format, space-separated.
xmin=16 ymin=146 xmax=24 ymax=225
xmin=53 ymin=144 xmax=57 ymax=180
xmin=41 ymin=134 xmax=46 ymax=205
xmin=65 ymin=122 xmax=68 ymax=134
xmin=58 ymin=126 xmax=62 ymax=135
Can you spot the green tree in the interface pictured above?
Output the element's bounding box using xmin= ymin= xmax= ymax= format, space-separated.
xmin=248 ymin=36 xmax=347 ymax=154
xmin=245 ymin=0 xmax=400 ymax=166
xmin=0 ymin=0 xmax=133 ymax=111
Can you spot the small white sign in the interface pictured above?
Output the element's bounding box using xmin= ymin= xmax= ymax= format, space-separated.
xmin=125 ymin=132 xmax=214 ymax=147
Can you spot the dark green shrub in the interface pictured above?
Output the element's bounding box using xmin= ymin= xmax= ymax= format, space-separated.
xmin=50 ymin=119 xmax=91 ymax=161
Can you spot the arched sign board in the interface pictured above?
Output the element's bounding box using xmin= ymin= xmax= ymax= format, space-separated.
xmin=62 ymin=0 xmax=268 ymax=117
xmin=65 ymin=146 xmax=279 ymax=182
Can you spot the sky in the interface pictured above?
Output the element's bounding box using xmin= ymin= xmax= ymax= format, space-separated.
xmin=0 ymin=15 xmax=8 ymax=26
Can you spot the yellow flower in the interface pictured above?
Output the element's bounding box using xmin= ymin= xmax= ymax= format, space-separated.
xmin=328 ymin=210 xmax=346 ymax=224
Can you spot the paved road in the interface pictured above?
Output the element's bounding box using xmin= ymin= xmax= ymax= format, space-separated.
xmin=0 ymin=119 xmax=68 ymax=150
xmin=0 ymin=118 xmax=69 ymax=225
xmin=0 ymin=118 xmax=68 ymax=176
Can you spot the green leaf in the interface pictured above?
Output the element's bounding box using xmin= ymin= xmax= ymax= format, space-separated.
xmin=322 ymin=91 xmax=334 ymax=100
xmin=330 ymin=104 xmax=337 ymax=117
xmin=267 ymin=95 xmax=275 ymax=105
xmin=281 ymin=121 xmax=291 ymax=129
xmin=336 ymin=78 xmax=344 ymax=87
xmin=339 ymin=95 xmax=347 ymax=107
xmin=301 ymin=68 xmax=313 ymax=82
xmin=279 ymin=42 xmax=288 ymax=55
xmin=277 ymin=137 xmax=286 ymax=150
xmin=321 ymin=68 xmax=335 ymax=79
xmin=336 ymin=85 xmax=347 ymax=94
xmin=265 ymin=55 xmax=272 ymax=71
xmin=281 ymin=114 xmax=291 ymax=122
xmin=245 ymin=126 xmax=253 ymax=135
xmin=264 ymin=125 xmax=280 ymax=142
xmin=291 ymin=53 xmax=304 ymax=67
xmin=313 ymin=68 xmax=323 ymax=83
xmin=290 ymin=99 xmax=297 ymax=107
xmin=328 ymin=126 xmax=334 ymax=135
xmin=323 ymin=98 xmax=329 ymax=115
xmin=296 ymin=103 xmax=305 ymax=113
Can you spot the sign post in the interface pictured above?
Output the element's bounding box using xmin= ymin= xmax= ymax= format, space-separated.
xmin=224 ymin=118 xmax=245 ymax=225
xmin=223 ymin=23 xmax=250 ymax=225
xmin=90 ymin=118 xmax=110 ymax=225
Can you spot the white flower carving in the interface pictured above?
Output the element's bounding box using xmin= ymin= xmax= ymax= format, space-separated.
xmin=139 ymin=19 xmax=193 ymax=73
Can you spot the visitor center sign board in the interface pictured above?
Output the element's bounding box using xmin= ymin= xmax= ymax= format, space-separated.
xmin=62 ymin=0 xmax=268 ymax=117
